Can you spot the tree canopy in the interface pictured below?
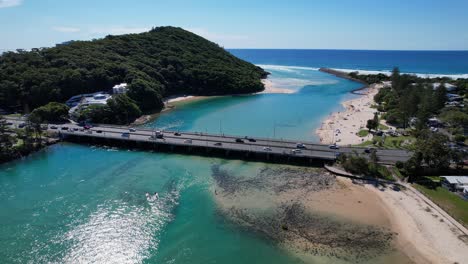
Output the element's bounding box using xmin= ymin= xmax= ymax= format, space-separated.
xmin=0 ymin=26 xmax=267 ymax=115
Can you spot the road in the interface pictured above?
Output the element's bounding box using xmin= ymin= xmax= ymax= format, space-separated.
xmin=4 ymin=117 xmax=411 ymax=164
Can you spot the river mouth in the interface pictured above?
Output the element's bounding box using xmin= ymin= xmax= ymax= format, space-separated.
xmin=211 ymin=165 xmax=411 ymax=263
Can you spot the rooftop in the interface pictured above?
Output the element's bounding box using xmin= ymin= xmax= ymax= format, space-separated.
xmin=441 ymin=176 xmax=468 ymax=185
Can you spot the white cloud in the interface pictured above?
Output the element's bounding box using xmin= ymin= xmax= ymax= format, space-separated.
xmin=52 ymin=26 xmax=81 ymax=33
xmin=187 ymin=28 xmax=248 ymax=42
xmin=0 ymin=0 xmax=22 ymax=8
xmin=89 ymin=26 xmax=150 ymax=35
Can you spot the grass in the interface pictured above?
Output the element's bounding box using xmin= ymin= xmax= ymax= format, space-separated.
xmin=357 ymin=129 xmax=369 ymax=137
xmin=414 ymin=184 xmax=468 ymax=228
xmin=354 ymin=135 xmax=415 ymax=149
xmin=375 ymin=165 xmax=394 ymax=181
xmin=378 ymin=123 xmax=389 ymax=130
xmin=391 ymin=166 xmax=405 ymax=180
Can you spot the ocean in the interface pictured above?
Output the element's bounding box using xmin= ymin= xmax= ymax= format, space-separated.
xmin=1 ymin=49 xmax=467 ymax=263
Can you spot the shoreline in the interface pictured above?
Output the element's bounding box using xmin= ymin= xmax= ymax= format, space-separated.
xmin=315 ymin=83 xmax=382 ymax=145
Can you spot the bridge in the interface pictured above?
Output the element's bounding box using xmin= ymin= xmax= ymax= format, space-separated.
xmin=4 ymin=117 xmax=411 ymax=165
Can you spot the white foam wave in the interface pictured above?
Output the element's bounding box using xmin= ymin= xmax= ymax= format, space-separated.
xmin=257 ymin=64 xmax=320 ymax=72
xmin=332 ymin=68 xmax=468 ymax=79
xmin=269 ymin=77 xmax=337 ymax=90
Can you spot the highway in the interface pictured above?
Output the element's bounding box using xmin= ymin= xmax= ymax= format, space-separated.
xmin=4 ymin=117 xmax=411 ymax=164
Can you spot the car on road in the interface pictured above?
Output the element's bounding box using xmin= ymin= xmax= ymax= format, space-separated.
xmin=329 ymin=144 xmax=339 ymax=150
xmin=364 ymin=147 xmax=376 ymax=154
xmin=244 ymin=136 xmax=256 ymax=142
xmin=214 ymin=142 xmax=222 ymax=146
xmin=96 ymin=130 xmax=103 ymax=133
xmin=174 ymin=132 xmax=181 ymax=136
xmin=184 ymin=139 xmax=192 ymax=144
xmin=155 ymin=131 xmax=164 ymax=139
xmin=235 ymin=138 xmax=244 ymax=143
xmin=72 ymin=127 xmax=79 ymax=131
xmin=61 ymin=127 xmax=69 ymax=130
xmin=129 ymin=128 xmax=136 ymax=132
xmin=18 ymin=123 xmax=26 ymax=128
xmin=6 ymin=122 xmax=13 ymax=126
xmin=296 ymin=143 xmax=306 ymax=149
xmin=84 ymin=125 xmax=92 ymax=130
xmin=121 ymin=132 xmax=130 ymax=138
xmin=291 ymin=149 xmax=302 ymax=154
xmin=263 ymin=147 xmax=272 ymax=151
xmin=50 ymin=126 xmax=58 ymax=129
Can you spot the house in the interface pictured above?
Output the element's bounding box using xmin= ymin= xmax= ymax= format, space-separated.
xmin=447 ymin=93 xmax=463 ymax=102
xmin=463 ymin=187 xmax=468 ymax=199
xmin=432 ymin=83 xmax=457 ymax=92
xmin=440 ymin=176 xmax=468 ymax=192
xmin=68 ymin=93 xmax=112 ymax=119
xmin=112 ymin=83 xmax=128 ymax=94
xmin=66 ymin=91 xmax=106 ymax=107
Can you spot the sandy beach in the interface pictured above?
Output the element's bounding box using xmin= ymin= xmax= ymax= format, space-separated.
xmin=316 ymin=84 xmax=382 ymax=145
xmin=259 ymin=79 xmax=295 ymax=94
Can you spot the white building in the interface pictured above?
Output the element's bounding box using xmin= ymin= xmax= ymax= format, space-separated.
xmin=432 ymin=83 xmax=457 ymax=92
xmin=112 ymin=83 xmax=128 ymax=94
xmin=68 ymin=93 xmax=112 ymax=119
xmin=440 ymin=176 xmax=468 ymax=192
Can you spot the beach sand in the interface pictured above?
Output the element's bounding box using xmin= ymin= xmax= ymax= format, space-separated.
xmin=316 ymin=84 xmax=383 ymax=146
xmin=259 ymin=79 xmax=295 ymax=94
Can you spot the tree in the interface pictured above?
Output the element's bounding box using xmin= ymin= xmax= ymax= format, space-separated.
xmin=106 ymin=94 xmax=142 ymax=124
xmin=127 ymin=79 xmax=164 ymax=113
xmin=366 ymin=113 xmax=379 ymax=132
xmin=29 ymin=102 xmax=69 ymax=123
xmin=0 ymin=116 xmax=13 ymax=154
xmin=433 ymin=83 xmax=448 ymax=111
xmin=414 ymin=130 xmax=451 ymax=169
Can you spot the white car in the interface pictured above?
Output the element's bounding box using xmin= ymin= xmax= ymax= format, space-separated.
xmin=129 ymin=128 xmax=136 ymax=132
xmin=184 ymin=139 xmax=192 ymax=144
xmin=296 ymin=143 xmax=306 ymax=149
xmin=291 ymin=149 xmax=301 ymax=154
xmin=329 ymin=144 xmax=339 ymax=150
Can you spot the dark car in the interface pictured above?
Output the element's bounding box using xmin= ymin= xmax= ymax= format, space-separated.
xmin=50 ymin=126 xmax=58 ymax=129
xmin=235 ymin=138 xmax=244 ymax=143
xmin=214 ymin=142 xmax=222 ymax=146
xmin=96 ymin=130 xmax=103 ymax=133
xmin=18 ymin=123 xmax=26 ymax=128
xmin=248 ymin=138 xmax=256 ymax=142
xmin=174 ymin=132 xmax=181 ymax=136
xmin=84 ymin=125 xmax=92 ymax=130
xmin=61 ymin=127 xmax=69 ymax=130
xmin=364 ymin=147 xmax=376 ymax=154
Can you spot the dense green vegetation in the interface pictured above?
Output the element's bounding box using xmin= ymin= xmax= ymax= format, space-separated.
xmin=78 ymin=94 xmax=141 ymax=124
xmin=337 ymin=152 xmax=394 ymax=181
xmin=29 ymin=102 xmax=69 ymax=123
xmin=0 ymin=116 xmax=44 ymax=163
xmin=0 ymin=26 xmax=267 ymax=123
xmin=414 ymin=184 xmax=468 ymax=228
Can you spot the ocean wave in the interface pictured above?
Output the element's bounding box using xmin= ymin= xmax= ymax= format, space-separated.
xmin=269 ymin=77 xmax=338 ymax=89
xmin=257 ymin=64 xmax=320 ymax=72
xmin=331 ymin=68 xmax=468 ymax=79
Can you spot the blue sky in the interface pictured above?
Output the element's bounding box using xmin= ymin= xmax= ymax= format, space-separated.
xmin=1 ymin=0 xmax=468 ymax=51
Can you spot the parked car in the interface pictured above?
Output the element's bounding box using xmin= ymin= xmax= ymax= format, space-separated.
xmin=235 ymin=138 xmax=244 ymax=143
xmin=129 ymin=128 xmax=136 ymax=132
xmin=174 ymin=132 xmax=181 ymax=136
xmin=72 ymin=127 xmax=79 ymax=131
xmin=263 ymin=147 xmax=272 ymax=151
xmin=61 ymin=127 xmax=69 ymax=130
xmin=50 ymin=126 xmax=58 ymax=129
xmin=214 ymin=142 xmax=222 ymax=146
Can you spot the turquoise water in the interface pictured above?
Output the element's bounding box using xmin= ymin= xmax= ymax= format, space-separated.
xmin=0 ymin=144 xmax=306 ymax=263
xmin=144 ymin=66 xmax=362 ymax=141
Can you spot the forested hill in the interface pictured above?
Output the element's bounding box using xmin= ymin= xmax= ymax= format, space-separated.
xmin=0 ymin=26 xmax=267 ymax=113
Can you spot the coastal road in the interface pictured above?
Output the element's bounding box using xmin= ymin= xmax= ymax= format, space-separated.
xmin=4 ymin=117 xmax=411 ymax=164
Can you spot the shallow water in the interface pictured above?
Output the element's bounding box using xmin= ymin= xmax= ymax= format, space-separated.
xmin=143 ymin=66 xmax=362 ymax=142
